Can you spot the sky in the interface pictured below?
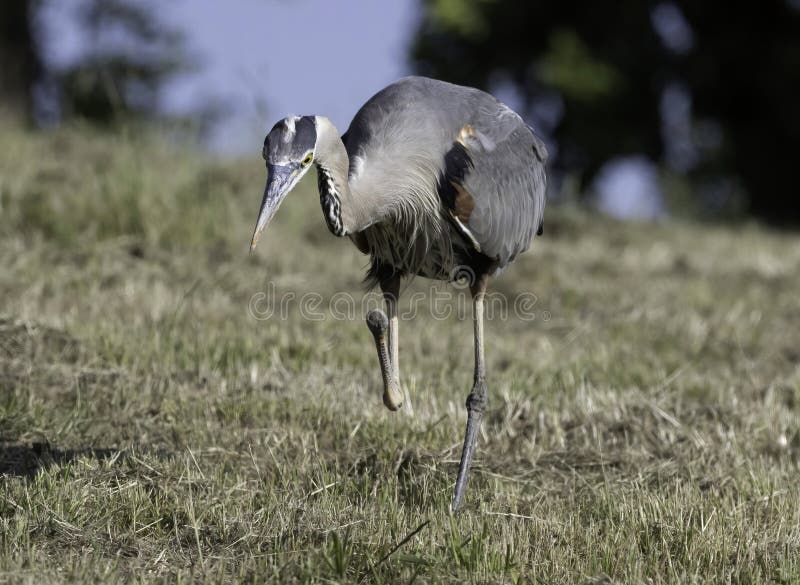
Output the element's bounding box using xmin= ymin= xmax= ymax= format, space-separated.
xmin=41 ymin=0 xmax=419 ymax=153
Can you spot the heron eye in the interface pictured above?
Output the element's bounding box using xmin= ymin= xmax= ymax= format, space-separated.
xmin=301 ymin=154 xmax=313 ymax=167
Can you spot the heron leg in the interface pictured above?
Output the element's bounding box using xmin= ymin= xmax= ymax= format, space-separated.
xmin=452 ymin=272 xmax=489 ymax=511
xmin=380 ymin=276 xmax=400 ymax=380
xmin=365 ymin=276 xmax=403 ymax=411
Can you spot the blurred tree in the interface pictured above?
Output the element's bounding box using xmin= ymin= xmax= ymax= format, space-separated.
xmin=0 ymin=0 xmax=190 ymax=126
xmin=58 ymin=0 xmax=190 ymax=124
xmin=0 ymin=0 xmax=41 ymax=120
xmin=411 ymin=0 xmax=800 ymax=224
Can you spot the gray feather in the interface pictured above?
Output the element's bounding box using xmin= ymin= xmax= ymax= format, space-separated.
xmin=342 ymin=77 xmax=547 ymax=275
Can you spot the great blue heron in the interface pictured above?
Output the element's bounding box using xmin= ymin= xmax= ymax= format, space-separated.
xmin=250 ymin=76 xmax=547 ymax=511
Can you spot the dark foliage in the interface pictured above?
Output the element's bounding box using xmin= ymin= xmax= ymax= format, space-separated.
xmin=0 ymin=0 xmax=41 ymax=119
xmin=0 ymin=0 xmax=189 ymax=126
xmin=57 ymin=0 xmax=190 ymax=124
xmin=411 ymin=0 xmax=800 ymax=224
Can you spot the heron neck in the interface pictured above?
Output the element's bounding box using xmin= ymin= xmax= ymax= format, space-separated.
xmin=313 ymin=116 xmax=368 ymax=236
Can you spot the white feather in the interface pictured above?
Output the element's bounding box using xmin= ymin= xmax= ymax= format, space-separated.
xmin=283 ymin=116 xmax=300 ymax=142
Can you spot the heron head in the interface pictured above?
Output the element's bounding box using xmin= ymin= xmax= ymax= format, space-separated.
xmin=250 ymin=115 xmax=317 ymax=251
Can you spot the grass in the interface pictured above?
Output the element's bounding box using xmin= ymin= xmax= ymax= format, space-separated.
xmin=1 ymin=120 xmax=799 ymax=583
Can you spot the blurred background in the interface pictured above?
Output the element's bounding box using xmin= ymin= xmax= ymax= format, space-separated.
xmin=2 ymin=0 xmax=799 ymax=225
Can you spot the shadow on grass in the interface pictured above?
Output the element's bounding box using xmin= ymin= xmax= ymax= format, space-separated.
xmin=0 ymin=441 xmax=123 ymax=478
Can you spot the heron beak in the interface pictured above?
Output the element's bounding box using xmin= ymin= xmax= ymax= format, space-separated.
xmin=250 ymin=164 xmax=295 ymax=252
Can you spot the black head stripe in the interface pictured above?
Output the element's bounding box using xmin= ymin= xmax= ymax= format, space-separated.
xmin=295 ymin=116 xmax=316 ymax=148
xmin=264 ymin=116 xmax=317 ymax=163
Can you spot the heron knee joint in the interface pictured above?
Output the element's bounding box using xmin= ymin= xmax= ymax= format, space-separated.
xmin=466 ymin=379 xmax=488 ymax=413
xmin=366 ymin=309 xmax=388 ymax=337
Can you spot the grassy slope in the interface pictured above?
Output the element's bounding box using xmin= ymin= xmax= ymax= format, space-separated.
xmin=1 ymin=123 xmax=799 ymax=583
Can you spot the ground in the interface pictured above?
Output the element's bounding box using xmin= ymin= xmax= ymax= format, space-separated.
xmin=1 ymin=122 xmax=799 ymax=583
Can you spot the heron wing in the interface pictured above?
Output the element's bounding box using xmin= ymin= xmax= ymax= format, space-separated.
xmin=441 ymin=110 xmax=548 ymax=268
xmin=342 ymin=77 xmax=547 ymax=268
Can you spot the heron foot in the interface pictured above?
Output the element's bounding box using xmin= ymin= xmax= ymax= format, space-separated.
xmin=366 ymin=309 xmax=403 ymax=411
xmin=451 ymin=378 xmax=487 ymax=512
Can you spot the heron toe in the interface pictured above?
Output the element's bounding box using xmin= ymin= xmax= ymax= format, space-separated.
xmin=383 ymin=382 xmax=403 ymax=411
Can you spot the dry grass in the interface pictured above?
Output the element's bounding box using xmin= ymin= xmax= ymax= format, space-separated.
xmin=1 ymin=122 xmax=799 ymax=583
